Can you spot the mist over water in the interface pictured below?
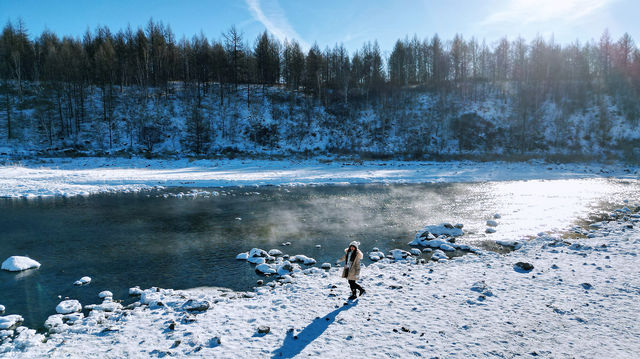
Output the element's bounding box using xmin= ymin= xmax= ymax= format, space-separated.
xmin=1 ymin=178 xmax=638 ymax=329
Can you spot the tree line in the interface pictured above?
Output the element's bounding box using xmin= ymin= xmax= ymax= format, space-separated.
xmin=0 ymin=18 xmax=639 ymax=157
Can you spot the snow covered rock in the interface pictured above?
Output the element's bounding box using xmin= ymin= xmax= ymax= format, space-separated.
xmin=496 ymin=240 xmax=522 ymax=250
xmin=430 ymin=249 xmax=449 ymax=261
xmin=44 ymin=314 xmax=65 ymax=333
xmin=98 ymin=290 xmax=113 ymax=299
xmin=255 ymin=263 xmax=277 ymax=275
xmin=0 ymin=315 xmax=23 ymax=330
xmin=493 ymin=213 xmax=501 ymax=219
xmin=291 ymin=255 xmax=316 ymax=265
xmin=439 ymin=243 xmax=455 ymax=252
xmin=86 ymin=301 xmax=122 ymax=312
xmin=236 ymin=252 xmax=249 ymax=260
xmin=369 ymin=251 xmax=386 ymax=261
xmin=249 ymin=248 xmax=269 ymax=258
xmin=0 ymin=304 xmax=4 ymax=313
xmin=279 ymin=275 xmax=293 ymax=283
xmin=486 ymin=220 xmax=498 ymax=227
xmin=181 ymin=299 xmax=210 ymax=313
xmin=419 ymin=223 xmax=464 ymax=238
xmin=485 ymin=228 xmax=496 ymax=234
xmin=268 ymin=249 xmax=283 ymax=256
xmin=140 ymin=291 xmax=163 ymax=306
xmin=1 ymin=256 xmax=41 ymax=272
xmin=321 ymin=263 xmax=332 ymax=269
xmin=74 ymin=276 xmax=92 ymax=286
xmin=257 ymin=325 xmax=271 ymax=334
xmin=129 ymin=286 xmax=143 ymax=296
xmin=470 ymin=281 xmax=494 ymax=297
xmin=409 ymin=248 xmax=421 ymax=256
xmin=389 ymin=249 xmax=412 ymax=260
xmin=55 ymin=300 xmax=82 ymax=314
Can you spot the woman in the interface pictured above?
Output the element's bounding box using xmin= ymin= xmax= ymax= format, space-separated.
xmin=337 ymin=241 xmax=366 ymax=300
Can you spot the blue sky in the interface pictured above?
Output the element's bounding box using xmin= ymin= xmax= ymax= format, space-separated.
xmin=1 ymin=0 xmax=637 ymax=53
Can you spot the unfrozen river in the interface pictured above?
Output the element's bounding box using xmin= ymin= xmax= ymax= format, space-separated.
xmin=1 ymin=178 xmax=639 ymax=329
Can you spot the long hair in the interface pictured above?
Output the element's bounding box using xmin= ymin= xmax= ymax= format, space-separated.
xmin=349 ymin=247 xmax=358 ymax=262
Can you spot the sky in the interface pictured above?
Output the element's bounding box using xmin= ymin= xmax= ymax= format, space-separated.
xmin=0 ymin=0 xmax=637 ymax=54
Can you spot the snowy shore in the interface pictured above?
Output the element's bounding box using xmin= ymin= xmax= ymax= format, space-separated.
xmin=1 ymin=206 xmax=639 ymax=358
xmin=0 ymin=157 xmax=638 ymax=198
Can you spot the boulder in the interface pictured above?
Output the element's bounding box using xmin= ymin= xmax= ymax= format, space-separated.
xmin=409 ymin=248 xmax=422 ymax=256
xmin=514 ymin=262 xmax=534 ymax=272
xmin=249 ymin=248 xmax=268 ymax=258
xmin=56 ymin=300 xmax=82 ymax=314
xmin=485 ymin=228 xmax=496 ymax=234
xmin=389 ymin=249 xmax=411 ymax=260
xmin=74 ymin=276 xmax=92 ymax=286
xmin=236 ymin=252 xmax=249 ymax=260
xmin=430 ymin=250 xmax=448 ymax=261
xmin=486 ymin=220 xmax=498 ymax=227
xmin=0 ymin=315 xmax=23 ymax=330
xmin=181 ymin=299 xmax=210 ymax=313
xmin=257 ymin=325 xmax=270 ymax=334
xmin=98 ymin=291 xmax=113 ymax=299
xmin=129 ymin=286 xmax=143 ymax=296
xmin=255 ymin=263 xmax=277 ymax=275
xmin=268 ymin=249 xmax=283 ymax=256
xmin=321 ymin=263 xmax=332 ymax=269
xmin=439 ymin=244 xmax=455 ymax=252
xmin=1 ymin=256 xmax=41 ymax=272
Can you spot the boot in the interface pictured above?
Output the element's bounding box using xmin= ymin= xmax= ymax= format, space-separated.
xmin=348 ymin=290 xmax=357 ymax=300
xmin=358 ymin=288 xmax=366 ymax=297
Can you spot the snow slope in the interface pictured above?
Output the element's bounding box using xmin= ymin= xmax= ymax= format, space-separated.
xmin=0 ymin=157 xmax=638 ymax=198
xmin=1 ymin=208 xmax=639 ymax=358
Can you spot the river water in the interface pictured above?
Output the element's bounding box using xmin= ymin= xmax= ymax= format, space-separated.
xmin=1 ymin=178 xmax=638 ymax=329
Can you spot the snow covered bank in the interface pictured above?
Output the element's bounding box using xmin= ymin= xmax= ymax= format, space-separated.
xmin=0 ymin=157 xmax=638 ymax=198
xmin=1 ymin=206 xmax=639 ymax=357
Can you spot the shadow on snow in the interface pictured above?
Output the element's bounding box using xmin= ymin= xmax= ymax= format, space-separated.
xmin=271 ymin=300 xmax=359 ymax=358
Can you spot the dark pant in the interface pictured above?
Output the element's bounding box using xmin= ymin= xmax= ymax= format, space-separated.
xmin=348 ymin=280 xmax=363 ymax=293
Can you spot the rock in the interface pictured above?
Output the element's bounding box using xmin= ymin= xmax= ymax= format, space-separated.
xmin=0 ymin=315 xmax=23 ymax=330
xmin=372 ymin=247 xmax=380 ymax=252
xmin=422 ymin=248 xmax=433 ymax=253
xmin=255 ymin=263 xmax=277 ymax=275
xmin=281 ymin=242 xmax=291 ymax=246
xmin=581 ymin=283 xmax=592 ymax=290
xmin=56 ymin=300 xmax=82 ymax=314
xmin=276 ymin=261 xmax=294 ymax=275
xmin=1 ymin=256 xmax=41 ymax=272
xmin=514 ymin=262 xmax=534 ymax=272
xmin=454 ymin=223 xmax=464 ymax=229
xmin=369 ymin=251 xmax=386 ymax=261
xmin=279 ymin=275 xmax=293 ymax=283
xmin=86 ymin=301 xmax=122 ymax=312
xmin=493 ymin=213 xmax=501 ymax=219
xmin=74 ymin=276 xmax=92 ymax=286
xmin=98 ymin=291 xmax=113 ymax=299
xmin=439 ymin=244 xmax=455 ymax=252
xmin=129 ymin=286 xmax=143 ymax=296
xmin=389 ymin=249 xmax=412 ymax=260
xmin=410 ymin=248 xmax=422 ymax=256
xmin=470 ymin=281 xmax=494 ymax=296
xmin=257 ymin=325 xmax=270 ymax=334
xmin=430 ymin=249 xmax=448 ymax=261
xmin=496 ymin=240 xmax=522 ymax=250
xmin=236 ymin=252 xmax=249 ymax=260
xmin=44 ymin=314 xmax=64 ymax=333
xmin=321 ymin=263 xmax=332 ymax=269
xmin=291 ymin=255 xmax=316 ymax=265
xmin=249 ymin=248 xmax=268 ymax=258
xmin=267 ymin=249 xmax=283 ymax=256
xmin=485 ymin=228 xmax=496 ymax=234
xmin=315 ymin=244 xmax=321 ymax=248
xmin=486 ymin=220 xmax=498 ymax=227
xmin=182 ymin=299 xmax=210 ymax=312
xmin=256 ymin=280 xmax=264 ymax=285
xmin=0 ymin=305 xmax=4 ymax=313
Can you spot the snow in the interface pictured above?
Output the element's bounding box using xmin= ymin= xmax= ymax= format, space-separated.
xmin=0 ymin=158 xmax=637 ymax=198
xmin=291 ymin=255 xmax=316 ymax=265
xmin=73 ymin=276 xmax=91 ymax=286
xmin=0 ymin=315 xmax=23 ymax=330
xmin=235 ymin=252 xmax=249 ymax=260
xmin=1 ymin=212 xmax=640 ymax=357
xmin=55 ymin=300 xmax=82 ymax=315
xmin=129 ymin=286 xmax=143 ymax=296
xmin=1 ymin=256 xmax=41 ymax=272
xmin=98 ymin=291 xmax=113 ymax=299
xmin=255 ymin=263 xmax=276 ymax=275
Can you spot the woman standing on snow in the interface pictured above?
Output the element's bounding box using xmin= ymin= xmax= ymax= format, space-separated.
xmin=337 ymin=241 xmax=366 ymax=300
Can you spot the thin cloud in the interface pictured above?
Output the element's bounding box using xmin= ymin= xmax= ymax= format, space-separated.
xmin=246 ymin=0 xmax=309 ymax=49
xmin=482 ymin=0 xmax=615 ymax=25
